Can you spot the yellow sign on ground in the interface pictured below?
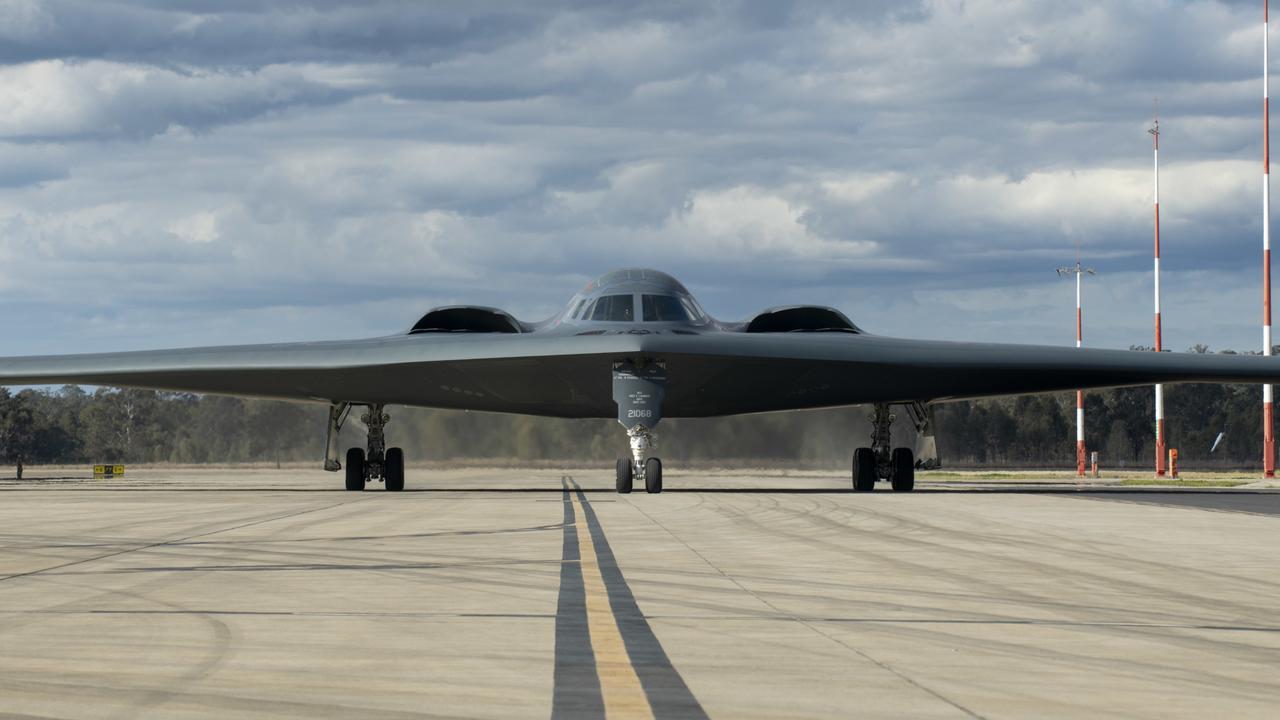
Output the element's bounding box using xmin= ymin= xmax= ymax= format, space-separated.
xmin=93 ymin=465 xmax=126 ymax=478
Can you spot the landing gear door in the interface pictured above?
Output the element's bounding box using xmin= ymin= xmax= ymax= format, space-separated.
xmin=907 ymin=401 xmax=941 ymax=469
xmin=612 ymin=360 xmax=666 ymax=429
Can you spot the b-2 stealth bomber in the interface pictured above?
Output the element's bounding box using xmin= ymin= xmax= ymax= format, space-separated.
xmin=1 ymin=268 xmax=1275 ymax=493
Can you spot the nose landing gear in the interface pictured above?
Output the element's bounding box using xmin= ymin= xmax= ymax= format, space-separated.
xmin=613 ymin=360 xmax=667 ymax=494
xmin=616 ymin=422 xmax=665 ymax=493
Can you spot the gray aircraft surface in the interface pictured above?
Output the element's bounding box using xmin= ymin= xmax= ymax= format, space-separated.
xmin=0 ymin=267 xmax=1276 ymax=493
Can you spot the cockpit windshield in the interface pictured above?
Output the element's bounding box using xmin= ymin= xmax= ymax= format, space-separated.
xmin=582 ymin=294 xmax=634 ymax=322
xmin=643 ymin=294 xmax=709 ymax=322
xmin=641 ymin=294 xmax=685 ymax=322
xmin=567 ymin=269 xmax=711 ymax=325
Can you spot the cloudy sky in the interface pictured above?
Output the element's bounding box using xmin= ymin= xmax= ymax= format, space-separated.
xmin=0 ymin=0 xmax=1273 ymax=354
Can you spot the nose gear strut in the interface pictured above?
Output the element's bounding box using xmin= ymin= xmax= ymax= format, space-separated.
xmin=628 ymin=423 xmax=656 ymax=483
xmin=613 ymin=359 xmax=667 ymax=493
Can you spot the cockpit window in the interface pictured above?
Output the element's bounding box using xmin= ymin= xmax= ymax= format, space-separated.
xmin=588 ymin=294 xmax=634 ymax=322
xmin=642 ymin=294 xmax=689 ymax=322
xmin=570 ymin=299 xmax=588 ymax=319
xmin=680 ymin=296 xmax=707 ymax=323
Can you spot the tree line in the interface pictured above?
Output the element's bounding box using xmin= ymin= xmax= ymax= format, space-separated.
xmin=0 ymin=346 xmax=1272 ymax=475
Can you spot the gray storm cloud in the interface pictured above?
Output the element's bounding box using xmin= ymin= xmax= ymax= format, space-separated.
xmin=0 ymin=0 xmax=1272 ymax=354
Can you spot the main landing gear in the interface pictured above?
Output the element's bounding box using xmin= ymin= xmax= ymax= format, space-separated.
xmin=852 ymin=403 xmax=917 ymax=492
xmin=325 ymin=402 xmax=406 ymax=492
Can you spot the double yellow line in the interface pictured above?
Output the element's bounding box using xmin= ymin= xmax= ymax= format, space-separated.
xmin=570 ymin=492 xmax=656 ymax=719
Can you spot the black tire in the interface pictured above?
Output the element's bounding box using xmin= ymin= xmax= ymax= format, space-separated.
xmin=385 ymin=447 xmax=405 ymax=492
xmin=345 ymin=447 xmax=366 ymax=491
xmin=644 ymin=457 xmax=663 ymax=494
xmin=616 ymin=458 xmax=633 ymax=494
xmin=891 ymin=447 xmax=915 ymax=492
xmin=852 ymin=447 xmax=876 ymax=492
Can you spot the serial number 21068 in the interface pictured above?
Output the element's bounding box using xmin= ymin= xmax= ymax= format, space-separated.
xmin=627 ymin=409 xmax=653 ymax=419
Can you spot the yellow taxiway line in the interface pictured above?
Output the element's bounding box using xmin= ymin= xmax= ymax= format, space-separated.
xmin=571 ymin=491 xmax=655 ymax=719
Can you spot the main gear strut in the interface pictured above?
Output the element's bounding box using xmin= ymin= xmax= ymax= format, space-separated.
xmin=362 ymin=404 xmax=390 ymax=480
xmin=326 ymin=401 xmax=406 ymax=492
xmin=852 ymin=403 xmax=917 ymax=492
xmin=869 ymin=403 xmax=895 ymax=480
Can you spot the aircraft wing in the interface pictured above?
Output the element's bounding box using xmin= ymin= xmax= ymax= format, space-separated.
xmin=0 ymin=331 xmax=1276 ymax=418
xmin=0 ymin=334 xmax=639 ymax=417
xmin=638 ymin=332 xmax=1280 ymax=416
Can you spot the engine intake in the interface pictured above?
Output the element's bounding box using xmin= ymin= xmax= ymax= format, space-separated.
xmin=409 ymin=306 xmax=524 ymax=334
xmin=745 ymin=306 xmax=861 ymax=333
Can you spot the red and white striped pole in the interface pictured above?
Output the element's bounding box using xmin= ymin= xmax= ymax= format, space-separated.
xmin=1266 ymin=0 xmax=1275 ymax=477
xmin=1059 ymin=260 xmax=1095 ymax=476
xmin=1076 ymin=268 xmax=1086 ymax=477
xmin=1151 ymin=113 xmax=1166 ymax=476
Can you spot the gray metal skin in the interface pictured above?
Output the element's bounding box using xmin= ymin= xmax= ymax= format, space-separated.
xmin=1 ymin=267 xmax=1279 ymax=416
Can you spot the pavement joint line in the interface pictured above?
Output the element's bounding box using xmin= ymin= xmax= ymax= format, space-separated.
xmin=11 ymin=608 xmax=1267 ymax=632
xmin=47 ymin=559 xmax=562 ymax=575
xmin=0 ymin=498 xmax=365 ymax=587
xmin=556 ymin=613 xmax=1280 ymax=632
xmin=626 ymin=496 xmax=987 ymax=720
xmin=2 ymin=609 xmax=558 ymax=618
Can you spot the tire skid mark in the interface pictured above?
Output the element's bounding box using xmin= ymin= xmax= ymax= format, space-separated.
xmin=795 ymin=497 xmax=1279 ymax=621
xmin=696 ymin=493 xmax=1280 ymax=699
xmin=818 ymin=494 xmax=1280 ymax=595
xmin=0 ymin=674 xmax=461 ymax=720
xmin=627 ymin=493 xmax=985 ymax=720
xmin=0 ymin=499 xmax=366 ymax=587
xmin=734 ymin=493 xmax=1260 ymax=624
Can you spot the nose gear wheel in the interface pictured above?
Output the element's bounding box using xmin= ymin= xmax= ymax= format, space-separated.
xmin=616 ymin=458 xmax=634 ymax=493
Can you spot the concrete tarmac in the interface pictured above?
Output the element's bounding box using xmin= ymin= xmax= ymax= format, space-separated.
xmin=2 ymin=468 xmax=1279 ymax=719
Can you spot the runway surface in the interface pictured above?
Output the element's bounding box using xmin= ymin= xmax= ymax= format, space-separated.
xmin=2 ymin=468 xmax=1279 ymax=719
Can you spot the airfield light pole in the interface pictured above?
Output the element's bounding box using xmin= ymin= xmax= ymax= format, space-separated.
xmin=1266 ymin=0 xmax=1276 ymax=477
xmin=1059 ymin=261 xmax=1096 ymax=476
xmin=1151 ymin=111 xmax=1166 ymax=476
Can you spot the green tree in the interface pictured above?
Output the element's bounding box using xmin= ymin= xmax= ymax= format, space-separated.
xmin=79 ymin=389 xmax=164 ymax=462
xmin=0 ymin=389 xmax=37 ymax=479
